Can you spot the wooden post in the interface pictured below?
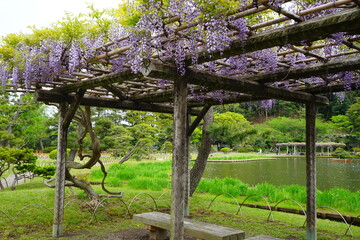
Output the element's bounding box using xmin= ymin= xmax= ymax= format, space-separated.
xmin=306 ymin=103 xmax=318 ymax=240
xmin=171 ymin=78 xmax=188 ymax=240
xmin=184 ymin=113 xmax=191 ymax=217
xmin=53 ymin=102 xmax=68 ymax=237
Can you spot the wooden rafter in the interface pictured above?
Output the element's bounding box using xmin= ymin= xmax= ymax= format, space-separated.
xmin=52 ymin=69 xmax=142 ymax=93
xmin=35 ymin=90 xmax=202 ymax=115
xmin=191 ymin=7 xmax=360 ymax=65
xmin=147 ymin=62 xmax=329 ymax=105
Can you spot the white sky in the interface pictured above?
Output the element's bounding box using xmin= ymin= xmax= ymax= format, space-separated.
xmin=0 ymin=0 xmax=123 ymax=37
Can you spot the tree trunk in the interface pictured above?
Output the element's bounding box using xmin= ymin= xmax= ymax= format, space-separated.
xmin=65 ymin=169 xmax=99 ymax=200
xmin=68 ymin=149 xmax=77 ymax=162
xmin=189 ymin=107 xmax=214 ymax=196
xmin=118 ymin=141 xmax=142 ymax=164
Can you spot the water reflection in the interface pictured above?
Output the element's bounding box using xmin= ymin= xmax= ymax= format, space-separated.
xmin=203 ymin=157 xmax=360 ymax=191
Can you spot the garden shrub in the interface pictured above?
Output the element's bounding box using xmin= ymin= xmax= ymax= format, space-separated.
xmin=49 ymin=149 xmax=70 ymax=160
xmin=43 ymin=146 xmax=57 ymax=153
xmin=220 ymin=147 xmax=232 ymax=154
xmin=331 ymin=148 xmax=351 ymax=158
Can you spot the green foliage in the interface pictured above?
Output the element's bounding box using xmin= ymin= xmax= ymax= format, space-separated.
xmin=331 ymin=148 xmax=352 ymax=159
xmin=211 ymin=112 xmax=256 ymax=148
xmin=234 ymin=145 xmax=254 ymax=153
xmin=330 ymin=115 xmax=353 ymax=133
xmin=161 ymin=141 xmax=173 ymax=153
xmin=0 ymin=147 xmax=54 ymax=179
xmin=43 ymin=146 xmax=57 ymax=153
xmin=93 ymin=161 xmax=172 ymax=190
xmin=279 ymin=185 xmax=307 ymax=203
xmin=49 ymin=149 xmax=57 ymax=160
xmin=347 ymin=97 xmax=360 ymax=137
xmin=49 ymin=149 xmax=70 ymax=160
xmin=220 ymin=147 xmax=232 ymax=154
xmin=111 ymin=1 xmax=142 ymax=26
xmin=197 ymin=177 xmax=249 ymax=196
xmin=196 ymin=0 xmax=241 ymax=18
xmin=353 ymin=147 xmax=360 ymax=153
xmin=128 ymin=177 xmax=169 ymax=191
xmin=266 ymin=117 xmax=305 ymax=142
xmin=33 ymin=165 xmax=56 ymax=179
xmin=248 ymin=183 xmax=282 ymax=202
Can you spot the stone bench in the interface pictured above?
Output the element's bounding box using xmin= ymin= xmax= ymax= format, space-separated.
xmin=133 ymin=211 xmax=245 ymax=240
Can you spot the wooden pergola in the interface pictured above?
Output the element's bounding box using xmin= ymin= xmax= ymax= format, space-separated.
xmin=3 ymin=1 xmax=360 ymax=239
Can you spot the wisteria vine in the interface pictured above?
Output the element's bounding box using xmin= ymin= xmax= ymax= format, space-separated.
xmin=0 ymin=0 xmax=359 ymax=108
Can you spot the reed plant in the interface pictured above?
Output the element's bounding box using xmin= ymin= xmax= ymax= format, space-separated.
xmin=88 ymin=161 xmax=360 ymax=213
xmin=197 ymin=177 xmax=249 ymax=196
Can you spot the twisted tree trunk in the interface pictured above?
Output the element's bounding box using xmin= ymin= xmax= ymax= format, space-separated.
xmin=189 ymin=107 xmax=214 ymax=196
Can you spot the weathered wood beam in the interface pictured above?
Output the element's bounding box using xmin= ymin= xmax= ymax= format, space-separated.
xmin=263 ymin=2 xmax=303 ymax=22
xmin=62 ymin=89 xmax=85 ymax=129
xmin=147 ymin=62 xmax=329 ymax=105
xmin=185 ymin=70 xmax=328 ymax=105
xmin=171 ymin=77 xmax=188 ymax=239
xmin=52 ymin=69 xmax=142 ymax=94
xmin=130 ymin=89 xmax=174 ymax=102
xmin=187 ymin=105 xmax=211 ymax=137
xmin=302 ymin=82 xmax=360 ymax=94
xmin=187 ymin=95 xmax=267 ymax=107
xmin=103 ymin=84 xmax=127 ymax=100
xmin=306 ymin=103 xmax=318 ymax=240
xmin=257 ymin=56 xmax=360 ymax=84
xmin=191 ymin=7 xmax=360 ymax=65
xmin=53 ymin=102 xmax=68 ymax=237
xmin=35 ymin=90 xmax=201 ymax=115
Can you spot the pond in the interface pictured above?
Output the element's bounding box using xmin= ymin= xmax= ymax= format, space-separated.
xmin=203 ymin=157 xmax=360 ymax=191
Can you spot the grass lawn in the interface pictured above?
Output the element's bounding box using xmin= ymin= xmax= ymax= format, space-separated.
xmin=1 ymin=160 xmax=359 ymax=239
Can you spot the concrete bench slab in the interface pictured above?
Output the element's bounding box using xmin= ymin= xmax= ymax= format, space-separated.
xmin=133 ymin=211 xmax=245 ymax=240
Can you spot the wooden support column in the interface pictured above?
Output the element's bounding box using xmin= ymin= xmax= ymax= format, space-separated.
xmin=171 ymin=77 xmax=188 ymax=240
xmin=52 ymin=102 xmax=68 ymax=237
xmin=306 ymin=103 xmax=318 ymax=240
xmin=184 ymin=112 xmax=191 ymax=217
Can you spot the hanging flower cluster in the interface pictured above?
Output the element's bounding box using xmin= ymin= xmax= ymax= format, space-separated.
xmin=0 ymin=0 xmax=358 ymax=106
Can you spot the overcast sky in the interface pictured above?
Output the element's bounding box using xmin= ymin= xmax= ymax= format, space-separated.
xmin=0 ymin=0 xmax=123 ymax=37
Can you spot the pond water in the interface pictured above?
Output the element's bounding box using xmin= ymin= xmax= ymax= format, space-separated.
xmin=203 ymin=157 xmax=360 ymax=191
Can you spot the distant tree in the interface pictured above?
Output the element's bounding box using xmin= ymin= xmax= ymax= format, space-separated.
xmin=210 ymin=112 xmax=256 ymax=149
xmin=330 ymin=115 xmax=354 ymax=133
xmin=250 ymin=124 xmax=287 ymax=151
xmin=0 ymin=147 xmax=55 ymax=189
xmin=318 ymin=92 xmax=360 ymax=121
xmin=267 ymin=117 xmax=306 ymax=142
xmin=347 ymin=97 xmax=360 ymax=137
xmin=0 ymin=92 xmax=49 ymax=150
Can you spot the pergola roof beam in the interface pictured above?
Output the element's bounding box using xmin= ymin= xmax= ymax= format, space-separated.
xmin=35 ymin=90 xmax=202 ymax=115
xmin=147 ymin=62 xmax=329 ymax=105
xmin=251 ymin=0 xmax=353 ymax=30
xmin=192 ymin=7 xmax=360 ymax=65
xmin=52 ymin=69 xmax=143 ymax=94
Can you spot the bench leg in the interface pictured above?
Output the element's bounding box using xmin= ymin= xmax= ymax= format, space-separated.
xmin=146 ymin=225 xmax=167 ymax=240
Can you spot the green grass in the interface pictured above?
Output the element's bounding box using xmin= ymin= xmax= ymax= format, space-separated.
xmin=1 ymin=178 xmax=359 ymax=240
xmin=88 ymin=160 xmax=360 ymax=214
xmin=1 ymin=160 xmax=360 ymax=239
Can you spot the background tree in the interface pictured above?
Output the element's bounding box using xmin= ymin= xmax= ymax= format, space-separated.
xmin=210 ymin=112 xmax=256 ymax=150
xmin=0 ymin=147 xmax=55 ymax=190
xmin=347 ymin=97 xmax=360 ymax=137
